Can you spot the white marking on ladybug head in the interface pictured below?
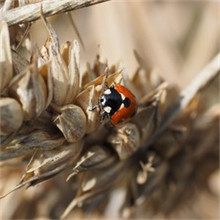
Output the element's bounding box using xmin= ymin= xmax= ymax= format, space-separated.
xmin=104 ymin=106 xmax=111 ymax=113
xmin=104 ymin=89 xmax=111 ymax=95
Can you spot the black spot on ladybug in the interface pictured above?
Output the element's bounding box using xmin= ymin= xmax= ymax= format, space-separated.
xmin=123 ymin=97 xmax=131 ymax=108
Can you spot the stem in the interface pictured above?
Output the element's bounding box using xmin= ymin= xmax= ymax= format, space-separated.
xmin=0 ymin=0 xmax=109 ymax=26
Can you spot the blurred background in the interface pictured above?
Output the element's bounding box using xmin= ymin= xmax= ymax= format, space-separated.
xmin=30 ymin=0 xmax=219 ymax=88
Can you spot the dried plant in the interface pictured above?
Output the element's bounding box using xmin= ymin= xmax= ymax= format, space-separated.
xmin=0 ymin=1 xmax=219 ymax=219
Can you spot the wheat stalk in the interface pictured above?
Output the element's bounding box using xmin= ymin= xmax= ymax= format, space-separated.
xmin=0 ymin=0 xmax=109 ymax=26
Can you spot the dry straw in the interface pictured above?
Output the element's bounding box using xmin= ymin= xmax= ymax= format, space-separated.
xmin=0 ymin=0 xmax=219 ymax=219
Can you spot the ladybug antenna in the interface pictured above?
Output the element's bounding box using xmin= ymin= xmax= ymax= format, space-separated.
xmin=102 ymin=68 xmax=110 ymax=90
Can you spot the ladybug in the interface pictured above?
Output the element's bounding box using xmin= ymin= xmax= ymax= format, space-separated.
xmin=91 ymin=84 xmax=138 ymax=126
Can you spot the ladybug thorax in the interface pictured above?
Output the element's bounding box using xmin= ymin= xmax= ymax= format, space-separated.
xmin=100 ymin=87 xmax=131 ymax=116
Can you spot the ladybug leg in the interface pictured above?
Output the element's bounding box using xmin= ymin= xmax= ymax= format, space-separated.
xmin=100 ymin=110 xmax=109 ymax=123
xmin=89 ymin=105 xmax=99 ymax=111
xmin=89 ymin=95 xmax=102 ymax=111
xmin=104 ymin=81 xmax=109 ymax=90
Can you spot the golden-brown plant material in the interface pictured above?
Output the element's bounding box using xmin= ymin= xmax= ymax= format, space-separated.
xmin=0 ymin=2 xmax=219 ymax=220
xmin=0 ymin=0 xmax=109 ymax=26
xmin=0 ymin=20 xmax=12 ymax=92
xmin=41 ymin=39 xmax=80 ymax=106
xmin=54 ymin=104 xmax=86 ymax=143
xmin=0 ymin=98 xmax=23 ymax=135
xmin=8 ymin=60 xmax=48 ymax=120
xmin=108 ymin=123 xmax=141 ymax=160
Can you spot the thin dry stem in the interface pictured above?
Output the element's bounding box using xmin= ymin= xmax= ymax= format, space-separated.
xmin=0 ymin=0 xmax=109 ymax=26
xmin=67 ymin=13 xmax=85 ymax=51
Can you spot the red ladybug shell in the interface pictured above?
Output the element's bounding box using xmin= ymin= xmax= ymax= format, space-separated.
xmin=111 ymin=84 xmax=137 ymax=126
